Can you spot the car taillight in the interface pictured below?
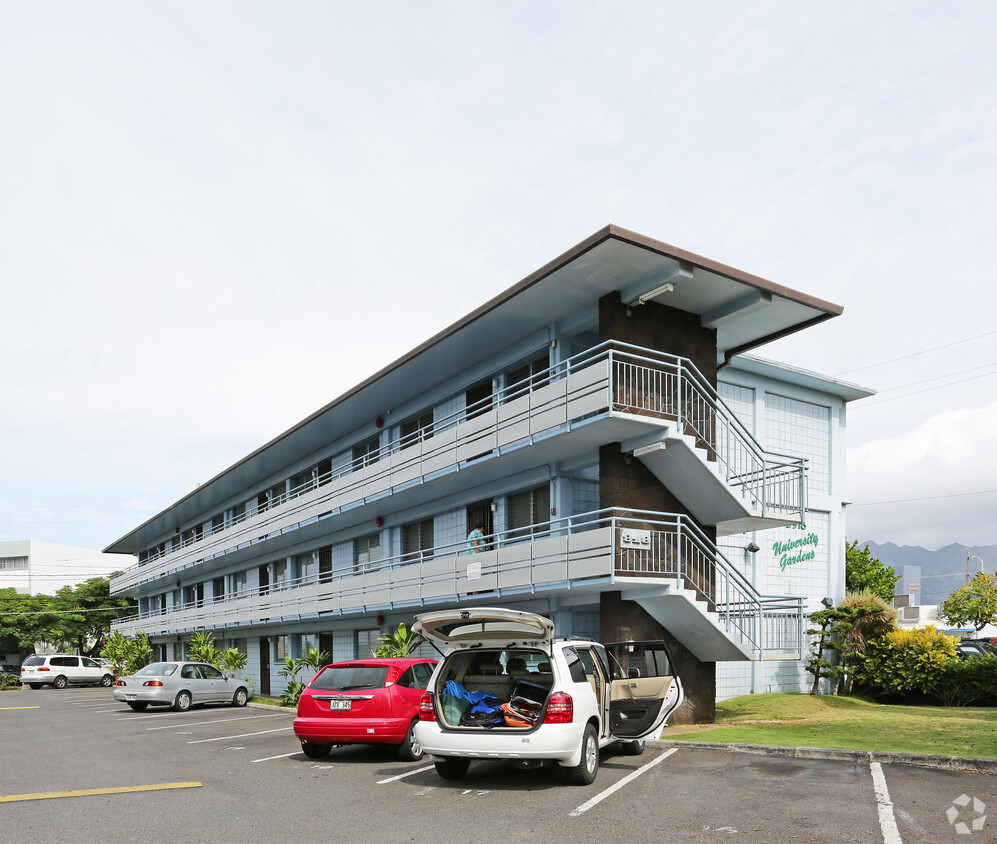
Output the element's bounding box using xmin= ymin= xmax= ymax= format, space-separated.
xmin=418 ymin=692 xmax=436 ymax=721
xmin=143 ymin=680 xmax=164 ymax=687
xmin=37 ymin=667 xmax=50 ymax=672
xmin=116 ymin=680 xmax=126 ymax=686
xmin=543 ymin=692 xmax=573 ymax=724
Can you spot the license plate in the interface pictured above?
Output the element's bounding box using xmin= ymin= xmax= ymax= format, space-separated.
xmin=330 ymin=699 xmax=351 ymax=711
xmin=126 ymin=694 xmax=136 ymax=701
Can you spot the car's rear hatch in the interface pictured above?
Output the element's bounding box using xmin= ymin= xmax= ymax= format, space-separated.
xmin=414 ymin=607 xmax=555 ymax=651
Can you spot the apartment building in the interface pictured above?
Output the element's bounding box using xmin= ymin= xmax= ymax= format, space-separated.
xmin=106 ymin=225 xmax=870 ymax=722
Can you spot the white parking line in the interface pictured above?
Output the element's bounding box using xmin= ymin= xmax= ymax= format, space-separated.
xmin=569 ymin=748 xmax=678 ymax=817
xmin=870 ymin=762 xmax=903 ymax=844
xmin=251 ymin=752 xmax=301 ymax=763
xmin=145 ymin=713 xmax=285 ymax=730
xmin=377 ymin=765 xmax=435 ymax=784
xmin=187 ymin=727 xmax=292 ymax=744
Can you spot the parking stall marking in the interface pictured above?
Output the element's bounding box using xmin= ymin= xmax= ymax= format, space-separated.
xmin=377 ymin=765 xmax=435 ymax=784
xmin=0 ymin=705 xmax=40 ymax=710
xmin=144 ymin=713 xmax=287 ymax=730
xmin=187 ymin=727 xmax=292 ymax=744
xmin=0 ymin=782 xmax=202 ymax=804
xmin=251 ymin=752 xmax=301 ymax=763
xmin=569 ymin=747 xmax=678 ymax=817
xmin=870 ymin=762 xmax=903 ymax=844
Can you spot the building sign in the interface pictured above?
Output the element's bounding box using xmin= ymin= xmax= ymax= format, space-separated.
xmin=621 ymin=529 xmax=652 ymax=550
xmin=773 ymin=523 xmax=820 ymax=571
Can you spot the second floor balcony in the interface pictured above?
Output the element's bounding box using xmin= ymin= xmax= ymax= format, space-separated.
xmin=112 ymin=509 xmax=804 ymax=663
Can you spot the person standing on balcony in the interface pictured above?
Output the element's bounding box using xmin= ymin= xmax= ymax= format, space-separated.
xmin=466 ymin=523 xmax=485 ymax=554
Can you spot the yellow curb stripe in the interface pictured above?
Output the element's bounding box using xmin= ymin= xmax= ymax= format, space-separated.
xmin=0 ymin=782 xmax=202 ymax=803
xmin=0 ymin=706 xmax=40 ymax=710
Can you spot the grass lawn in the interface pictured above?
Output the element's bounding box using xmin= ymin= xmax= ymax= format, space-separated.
xmin=662 ymin=693 xmax=997 ymax=758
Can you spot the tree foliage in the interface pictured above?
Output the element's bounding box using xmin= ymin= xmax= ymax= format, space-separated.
xmin=372 ymin=622 xmax=424 ymax=657
xmin=940 ymin=571 xmax=997 ymax=632
xmin=845 ymin=541 xmax=900 ymax=603
xmin=0 ymin=578 xmax=135 ymax=655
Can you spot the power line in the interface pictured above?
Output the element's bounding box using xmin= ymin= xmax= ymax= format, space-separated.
xmin=837 ymin=329 xmax=997 ymax=376
xmin=856 ymin=369 xmax=997 ymax=408
xmin=850 ymin=488 xmax=997 ymax=507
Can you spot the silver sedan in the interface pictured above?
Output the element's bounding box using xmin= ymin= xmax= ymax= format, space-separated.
xmin=112 ymin=661 xmax=250 ymax=712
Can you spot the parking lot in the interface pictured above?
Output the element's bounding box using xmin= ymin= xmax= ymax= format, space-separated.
xmin=3 ymin=687 xmax=994 ymax=843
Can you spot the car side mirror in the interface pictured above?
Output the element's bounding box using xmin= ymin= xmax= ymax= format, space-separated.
xmin=627 ymin=667 xmax=641 ymax=679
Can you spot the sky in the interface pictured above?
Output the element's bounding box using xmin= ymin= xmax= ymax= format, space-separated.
xmin=2 ymin=2 xmax=996 ymax=572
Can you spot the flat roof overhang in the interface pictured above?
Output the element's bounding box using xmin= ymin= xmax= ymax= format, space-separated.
xmin=106 ymin=224 xmax=842 ymax=555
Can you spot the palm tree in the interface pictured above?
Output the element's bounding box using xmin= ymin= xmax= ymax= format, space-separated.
xmin=833 ymin=590 xmax=897 ymax=693
xmin=372 ymin=623 xmax=425 ymax=657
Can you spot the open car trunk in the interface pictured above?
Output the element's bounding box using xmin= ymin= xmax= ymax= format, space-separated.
xmin=432 ymin=648 xmax=553 ymax=730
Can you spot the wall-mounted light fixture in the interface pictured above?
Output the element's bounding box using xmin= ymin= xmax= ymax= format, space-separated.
xmin=744 ymin=542 xmax=760 ymax=553
xmin=821 ymin=596 xmax=834 ymax=608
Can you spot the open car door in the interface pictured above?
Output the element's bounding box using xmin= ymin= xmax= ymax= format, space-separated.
xmin=604 ymin=640 xmax=684 ymax=739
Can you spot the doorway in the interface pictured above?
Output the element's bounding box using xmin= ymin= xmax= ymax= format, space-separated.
xmin=259 ymin=638 xmax=271 ymax=696
xmin=466 ymin=500 xmax=494 ymax=551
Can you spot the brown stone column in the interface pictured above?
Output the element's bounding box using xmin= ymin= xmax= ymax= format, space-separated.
xmin=600 ymin=591 xmax=715 ymax=725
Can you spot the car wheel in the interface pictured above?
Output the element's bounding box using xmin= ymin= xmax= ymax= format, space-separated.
xmin=28 ymin=683 xmax=42 ymax=690
xmin=173 ymin=690 xmax=193 ymax=712
xmin=564 ymin=724 xmax=599 ymax=785
xmin=397 ymin=719 xmax=424 ymax=762
xmin=127 ymin=702 xmax=149 ymax=711
xmin=232 ymin=687 xmax=248 ymax=707
xmin=100 ymin=674 xmax=114 ymax=688
xmin=434 ymin=757 xmax=470 ymax=780
xmin=621 ymin=738 xmax=645 ymax=756
xmin=52 ymin=675 xmax=68 ymax=690
xmin=300 ymin=742 xmax=332 ymax=759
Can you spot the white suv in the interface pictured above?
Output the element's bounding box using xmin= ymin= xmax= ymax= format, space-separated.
xmin=413 ymin=607 xmax=683 ymax=785
xmin=20 ymin=654 xmax=116 ymax=689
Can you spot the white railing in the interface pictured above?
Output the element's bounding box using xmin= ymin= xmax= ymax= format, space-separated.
xmin=113 ymin=508 xmax=803 ymax=658
xmin=116 ymin=341 xmax=804 ymax=590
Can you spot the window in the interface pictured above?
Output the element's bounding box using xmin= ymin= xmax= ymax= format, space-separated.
xmin=232 ymin=570 xmax=248 ymax=595
xmin=354 ymin=533 xmax=381 ymax=574
xmin=353 ymin=436 xmax=380 ymax=469
xmin=508 ymin=484 xmax=551 ymax=539
xmin=297 ymin=551 xmax=316 ymax=582
xmin=402 ymin=518 xmax=434 ymax=564
xmin=355 ymin=629 xmax=380 ymax=659
xmin=298 ymin=633 xmax=319 ymax=655
xmin=230 ymin=501 xmax=246 ymax=526
xmin=0 ymin=556 xmax=28 ymax=571
xmin=506 ymin=352 xmax=550 ymax=398
xmin=318 ymin=545 xmax=333 ymax=584
xmin=275 ymin=636 xmax=288 ymax=661
xmin=272 ymin=558 xmax=288 ymax=589
xmin=184 ymin=583 xmax=204 ymax=607
xmin=401 ymin=410 xmax=434 ymax=447
xmin=212 ymin=577 xmax=225 ymax=602
xmin=210 ymin=513 xmax=224 ymax=535
xmin=465 ymin=379 xmax=493 ymax=421
xmin=396 ymin=663 xmax=433 ymax=689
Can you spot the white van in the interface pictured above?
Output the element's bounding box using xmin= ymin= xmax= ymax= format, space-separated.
xmin=413 ymin=607 xmax=683 ymax=785
xmin=20 ymin=654 xmax=116 ymax=689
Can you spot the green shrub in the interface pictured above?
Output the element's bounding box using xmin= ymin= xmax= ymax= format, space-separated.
xmin=939 ymin=654 xmax=997 ymax=707
xmin=855 ymin=626 xmax=957 ymax=700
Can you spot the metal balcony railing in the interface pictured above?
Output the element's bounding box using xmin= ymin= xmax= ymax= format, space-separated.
xmin=120 ymin=341 xmax=805 ymax=584
xmin=114 ymin=508 xmax=803 ymax=658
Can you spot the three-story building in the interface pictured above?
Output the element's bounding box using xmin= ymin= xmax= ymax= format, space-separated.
xmin=106 ymin=225 xmax=871 ymax=722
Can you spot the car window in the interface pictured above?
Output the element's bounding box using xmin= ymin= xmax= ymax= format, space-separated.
xmin=563 ymin=648 xmax=588 ymax=683
xmin=311 ymin=665 xmax=389 ymax=691
xmin=82 ymin=657 xmax=100 ymax=668
xmin=136 ymin=663 xmax=178 ymax=676
xmin=51 ymin=656 xmax=79 ymax=667
xmin=23 ymin=656 xmax=44 ymax=667
xmin=201 ymin=665 xmax=223 ymax=679
xmin=395 ymin=667 xmax=416 ymax=688
xmin=412 ymin=662 xmax=434 ymax=688
xmin=181 ymin=665 xmax=201 ymax=679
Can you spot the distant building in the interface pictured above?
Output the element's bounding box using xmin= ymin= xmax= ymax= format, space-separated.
xmin=0 ymin=540 xmax=122 ymax=596
xmin=105 ymin=225 xmax=872 ymax=721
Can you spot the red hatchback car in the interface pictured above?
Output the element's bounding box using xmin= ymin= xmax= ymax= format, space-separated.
xmin=293 ymin=657 xmax=437 ymax=760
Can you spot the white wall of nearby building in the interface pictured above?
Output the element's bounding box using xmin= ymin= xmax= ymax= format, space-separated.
xmin=0 ymin=540 xmax=122 ymax=596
